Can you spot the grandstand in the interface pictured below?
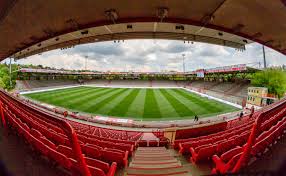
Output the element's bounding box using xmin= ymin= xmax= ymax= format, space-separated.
xmin=1 ymin=1 xmax=286 ymax=176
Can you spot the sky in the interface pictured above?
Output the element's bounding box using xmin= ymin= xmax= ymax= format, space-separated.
xmin=4 ymin=39 xmax=286 ymax=72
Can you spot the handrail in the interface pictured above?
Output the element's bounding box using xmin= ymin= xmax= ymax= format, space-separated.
xmin=0 ymin=90 xmax=91 ymax=176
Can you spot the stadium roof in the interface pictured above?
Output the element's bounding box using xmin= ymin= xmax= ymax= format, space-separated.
xmin=1 ymin=0 xmax=286 ymax=60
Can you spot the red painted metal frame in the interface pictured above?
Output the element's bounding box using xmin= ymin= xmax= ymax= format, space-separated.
xmin=0 ymin=90 xmax=91 ymax=176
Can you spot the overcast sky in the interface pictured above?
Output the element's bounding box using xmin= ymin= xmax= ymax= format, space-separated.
xmin=5 ymin=39 xmax=286 ymax=72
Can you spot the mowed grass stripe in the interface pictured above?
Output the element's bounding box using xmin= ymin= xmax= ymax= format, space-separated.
xmin=96 ymin=89 xmax=133 ymax=115
xmin=175 ymin=89 xmax=238 ymax=113
xmin=125 ymin=89 xmax=146 ymax=118
xmin=47 ymin=87 xmax=105 ymax=105
xmin=82 ymin=88 xmax=128 ymax=113
xmin=28 ymin=87 xmax=100 ymax=104
xmin=143 ymin=89 xmax=161 ymax=118
xmin=107 ymin=89 xmax=140 ymax=117
xmin=153 ymin=89 xmax=179 ymax=118
xmin=71 ymin=88 xmax=122 ymax=111
xmin=173 ymin=89 xmax=222 ymax=112
xmin=64 ymin=88 xmax=115 ymax=110
xmin=25 ymin=87 xmax=96 ymax=105
xmin=25 ymin=87 xmax=91 ymax=100
xmin=167 ymin=89 xmax=213 ymax=115
xmin=32 ymin=87 xmax=107 ymax=110
xmin=160 ymin=89 xmax=195 ymax=117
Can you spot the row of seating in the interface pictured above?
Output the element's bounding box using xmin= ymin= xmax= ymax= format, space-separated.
xmin=0 ymin=91 xmax=117 ymax=176
xmin=175 ymin=97 xmax=286 ymax=173
xmin=68 ymin=120 xmax=142 ymax=160
xmin=190 ymin=101 xmax=286 ymax=163
xmin=174 ymin=121 xmax=228 ymax=141
xmin=185 ymin=98 xmax=286 ymax=174
xmin=68 ymin=120 xmax=142 ymax=142
xmin=212 ymin=115 xmax=286 ymax=174
xmin=138 ymin=139 xmax=169 ymax=147
xmin=26 ymin=99 xmax=142 ymax=167
xmin=177 ymin=99 xmax=286 ymax=157
xmin=177 ymin=120 xmax=254 ymax=155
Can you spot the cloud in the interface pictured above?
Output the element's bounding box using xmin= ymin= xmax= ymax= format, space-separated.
xmin=5 ymin=39 xmax=286 ymax=72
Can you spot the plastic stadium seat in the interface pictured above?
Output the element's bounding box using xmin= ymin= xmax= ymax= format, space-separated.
xmin=216 ymin=138 xmax=236 ymax=154
xmin=149 ymin=140 xmax=158 ymax=147
xmin=30 ymin=133 xmax=50 ymax=156
xmin=50 ymin=132 xmax=67 ymax=145
xmin=78 ymin=134 xmax=88 ymax=143
xmin=57 ymin=145 xmax=75 ymax=159
xmin=88 ymin=165 xmax=106 ymax=176
xmin=84 ymin=157 xmax=110 ymax=174
xmin=40 ymin=137 xmax=57 ymax=150
xmin=220 ymin=146 xmax=243 ymax=163
xmin=190 ymin=144 xmax=217 ymax=163
xmin=212 ymin=152 xmax=242 ymax=174
xmin=101 ymin=149 xmax=128 ymax=168
xmin=84 ymin=145 xmax=102 ymax=159
xmin=30 ymin=128 xmax=43 ymax=139
xmin=138 ymin=140 xmax=147 ymax=147
xmin=48 ymin=148 xmax=72 ymax=170
xmin=159 ymin=140 xmax=169 ymax=147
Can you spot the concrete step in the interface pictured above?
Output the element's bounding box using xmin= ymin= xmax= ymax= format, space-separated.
xmin=126 ymin=166 xmax=189 ymax=176
xmin=130 ymin=162 xmax=181 ymax=169
xmin=135 ymin=153 xmax=172 ymax=157
xmin=137 ymin=147 xmax=166 ymax=151
xmin=127 ymin=173 xmax=190 ymax=176
xmin=133 ymin=156 xmax=174 ymax=161
xmin=131 ymin=159 xmax=178 ymax=165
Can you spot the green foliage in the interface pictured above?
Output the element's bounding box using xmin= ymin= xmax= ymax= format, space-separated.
xmin=251 ymin=69 xmax=286 ymax=98
xmin=0 ymin=64 xmax=17 ymax=90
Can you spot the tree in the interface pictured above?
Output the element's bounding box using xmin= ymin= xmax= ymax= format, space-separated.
xmin=251 ymin=69 xmax=286 ymax=98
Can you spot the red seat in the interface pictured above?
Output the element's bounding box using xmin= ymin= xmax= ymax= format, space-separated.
xmin=48 ymin=148 xmax=72 ymax=169
xmin=216 ymin=138 xmax=236 ymax=154
xmin=159 ymin=140 xmax=168 ymax=147
xmin=85 ymin=145 xmax=102 ymax=159
xmin=50 ymin=132 xmax=66 ymax=145
xmin=138 ymin=140 xmax=147 ymax=147
xmin=88 ymin=165 xmax=106 ymax=176
xmin=212 ymin=152 xmax=242 ymax=174
xmin=85 ymin=157 xmax=110 ymax=173
xmin=220 ymin=146 xmax=243 ymax=163
xmin=30 ymin=133 xmax=49 ymax=155
xmin=57 ymin=145 xmax=75 ymax=159
xmin=30 ymin=128 xmax=42 ymax=138
xmin=149 ymin=140 xmax=158 ymax=147
xmin=190 ymin=144 xmax=217 ymax=163
xmin=101 ymin=149 xmax=128 ymax=168
xmin=40 ymin=137 xmax=57 ymax=150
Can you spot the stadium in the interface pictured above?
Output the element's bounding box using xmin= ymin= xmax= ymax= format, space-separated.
xmin=0 ymin=1 xmax=286 ymax=176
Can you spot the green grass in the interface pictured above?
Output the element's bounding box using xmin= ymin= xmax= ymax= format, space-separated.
xmin=23 ymin=86 xmax=239 ymax=121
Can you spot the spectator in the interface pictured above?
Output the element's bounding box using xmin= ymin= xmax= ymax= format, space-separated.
xmin=194 ymin=115 xmax=199 ymax=121
xmin=250 ymin=106 xmax=255 ymax=118
xmin=239 ymin=111 xmax=244 ymax=120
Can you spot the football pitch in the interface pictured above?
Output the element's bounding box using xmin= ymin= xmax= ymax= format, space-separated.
xmin=24 ymin=86 xmax=239 ymax=121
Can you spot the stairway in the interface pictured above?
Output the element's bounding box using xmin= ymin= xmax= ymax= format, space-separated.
xmin=126 ymin=147 xmax=190 ymax=176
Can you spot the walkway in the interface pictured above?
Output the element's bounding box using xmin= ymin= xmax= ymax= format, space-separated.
xmin=126 ymin=147 xmax=190 ymax=176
